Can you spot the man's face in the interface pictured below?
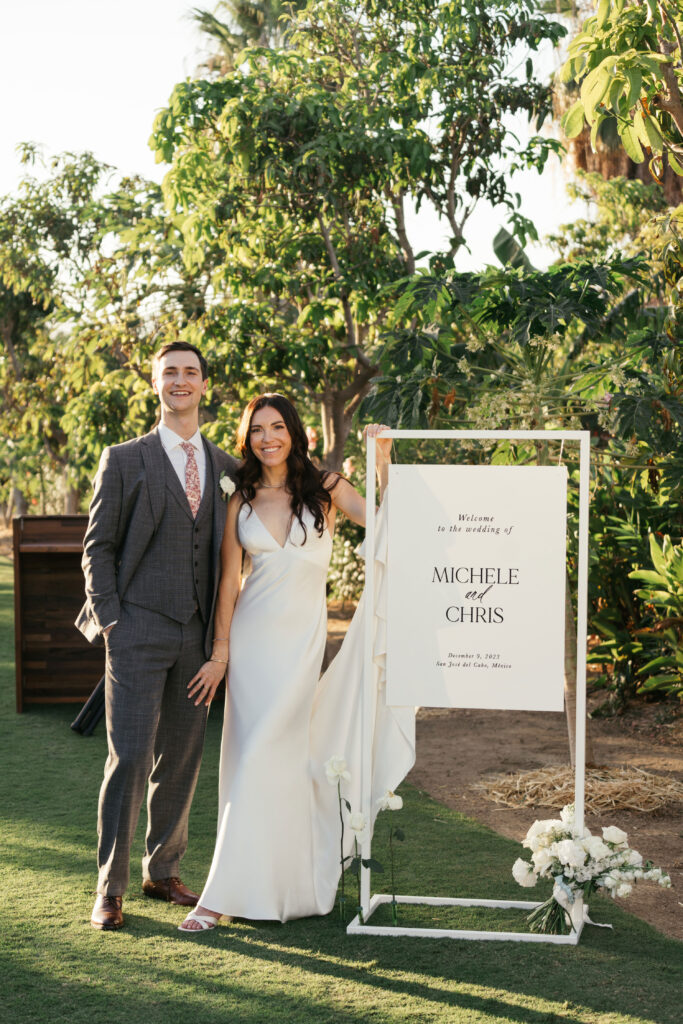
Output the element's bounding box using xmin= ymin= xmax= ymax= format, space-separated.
xmin=152 ymin=351 xmax=208 ymax=416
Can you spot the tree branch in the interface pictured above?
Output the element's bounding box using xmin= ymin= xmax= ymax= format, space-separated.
xmin=448 ymin=200 xmax=475 ymax=258
xmin=0 ymin=313 xmax=24 ymax=380
xmin=387 ymin=189 xmax=416 ymax=273
xmin=656 ymin=11 xmax=683 ymax=137
xmin=659 ymin=2 xmax=683 ymax=68
xmin=317 ymin=211 xmax=358 ymax=352
xmin=445 ymin=132 xmax=466 ymax=246
xmin=338 ymin=359 xmax=378 ymax=405
xmin=656 ymin=62 xmax=683 ymax=136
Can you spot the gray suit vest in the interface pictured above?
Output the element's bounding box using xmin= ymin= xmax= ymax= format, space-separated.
xmin=122 ymin=451 xmax=215 ymax=623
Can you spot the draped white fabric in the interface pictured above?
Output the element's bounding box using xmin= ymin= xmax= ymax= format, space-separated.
xmin=199 ymin=497 xmax=416 ymax=922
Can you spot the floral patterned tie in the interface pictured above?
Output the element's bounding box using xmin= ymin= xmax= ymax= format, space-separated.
xmin=180 ymin=442 xmax=201 ymax=517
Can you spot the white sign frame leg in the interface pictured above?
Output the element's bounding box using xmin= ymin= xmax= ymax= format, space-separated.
xmin=347 ymin=429 xmax=590 ymax=944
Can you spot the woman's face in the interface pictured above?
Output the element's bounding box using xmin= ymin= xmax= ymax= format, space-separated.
xmin=248 ymin=404 xmax=293 ymax=469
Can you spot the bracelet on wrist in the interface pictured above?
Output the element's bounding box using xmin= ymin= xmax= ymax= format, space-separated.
xmin=209 ymin=657 xmax=228 ymax=664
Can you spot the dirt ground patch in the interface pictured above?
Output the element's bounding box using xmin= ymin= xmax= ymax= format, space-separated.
xmin=328 ymin=603 xmax=683 ymax=942
xmin=410 ymin=703 xmax=683 ymax=942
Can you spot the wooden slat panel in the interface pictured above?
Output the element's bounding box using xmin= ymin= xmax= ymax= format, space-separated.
xmin=14 ymin=516 xmax=104 ymax=709
xmin=18 ymin=543 xmax=84 ymax=553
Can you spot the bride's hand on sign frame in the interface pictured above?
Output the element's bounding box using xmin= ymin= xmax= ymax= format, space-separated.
xmin=363 ymin=423 xmax=392 ymax=464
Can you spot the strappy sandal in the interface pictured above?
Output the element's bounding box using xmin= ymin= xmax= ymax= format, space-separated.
xmin=178 ymin=910 xmax=222 ymax=933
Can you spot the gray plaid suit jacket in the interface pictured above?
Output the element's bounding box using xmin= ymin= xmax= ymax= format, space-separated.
xmin=76 ymin=427 xmax=239 ymax=658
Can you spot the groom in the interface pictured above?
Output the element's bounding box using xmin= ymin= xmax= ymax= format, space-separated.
xmin=77 ymin=342 xmax=239 ymax=930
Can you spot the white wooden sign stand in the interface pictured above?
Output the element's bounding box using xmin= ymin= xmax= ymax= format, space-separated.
xmin=347 ymin=429 xmax=591 ymax=944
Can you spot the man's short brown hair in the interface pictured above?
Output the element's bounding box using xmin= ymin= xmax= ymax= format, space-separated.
xmin=153 ymin=342 xmax=208 ymax=381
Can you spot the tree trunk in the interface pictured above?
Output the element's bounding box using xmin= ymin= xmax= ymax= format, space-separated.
xmin=564 ymin=574 xmax=597 ymax=767
xmin=318 ymin=364 xmax=377 ymax=471
xmin=320 ymin=392 xmax=352 ymax=471
xmin=6 ymin=485 xmax=28 ymax=523
xmin=63 ymin=477 xmax=80 ymax=514
xmin=38 ymin=463 xmax=46 ymax=515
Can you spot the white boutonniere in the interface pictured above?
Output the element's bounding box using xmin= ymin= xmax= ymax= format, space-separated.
xmin=219 ymin=472 xmax=236 ymax=501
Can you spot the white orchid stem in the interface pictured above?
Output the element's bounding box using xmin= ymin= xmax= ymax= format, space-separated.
xmin=389 ymin=827 xmax=397 ymax=905
xmin=337 ymin=780 xmax=346 ymax=918
xmin=354 ymin=837 xmax=364 ymax=925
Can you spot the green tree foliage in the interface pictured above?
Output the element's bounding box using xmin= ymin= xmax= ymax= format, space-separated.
xmin=361 ymin=170 xmax=683 ymax=701
xmin=151 ymin=0 xmax=565 ymax=467
xmin=629 ymin=533 xmax=683 ymax=697
xmin=361 ymin=255 xmax=645 ymax=435
xmin=558 ymin=0 xmax=683 ymax=359
xmin=544 ymin=172 xmax=683 ymax=491
xmin=191 ymin=1 xmax=308 ymax=73
xmin=0 ymin=148 xmax=119 ymax=509
xmin=363 ymin=173 xmax=681 ymax=485
xmin=560 ymin=0 xmax=683 ymax=177
xmin=0 ymin=148 xmax=239 ymax=510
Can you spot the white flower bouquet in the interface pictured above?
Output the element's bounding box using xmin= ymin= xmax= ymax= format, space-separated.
xmin=513 ymin=804 xmax=671 ymax=934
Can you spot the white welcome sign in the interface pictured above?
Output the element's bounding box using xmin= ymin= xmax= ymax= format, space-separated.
xmin=386 ymin=464 xmax=567 ymax=711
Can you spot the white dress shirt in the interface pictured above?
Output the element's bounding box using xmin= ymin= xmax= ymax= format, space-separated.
xmin=158 ymin=422 xmax=207 ymax=498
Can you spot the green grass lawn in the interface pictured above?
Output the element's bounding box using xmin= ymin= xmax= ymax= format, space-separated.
xmin=1 ymin=556 xmax=680 ymax=1024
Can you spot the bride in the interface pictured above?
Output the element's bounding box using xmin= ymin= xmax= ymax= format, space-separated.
xmin=179 ymin=393 xmax=413 ymax=931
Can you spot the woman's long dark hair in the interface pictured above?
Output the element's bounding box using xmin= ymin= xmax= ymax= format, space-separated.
xmin=235 ymin=394 xmax=333 ymax=538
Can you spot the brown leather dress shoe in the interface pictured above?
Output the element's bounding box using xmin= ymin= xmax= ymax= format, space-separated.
xmin=142 ymin=876 xmax=199 ymax=907
xmin=91 ymin=894 xmax=124 ymax=930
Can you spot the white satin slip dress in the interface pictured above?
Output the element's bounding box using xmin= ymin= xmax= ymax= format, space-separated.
xmin=198 ymin=498 xmax=415 ymax=921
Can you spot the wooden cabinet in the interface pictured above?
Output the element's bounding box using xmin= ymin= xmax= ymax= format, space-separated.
xmin=13 ymin=516 xmax=104 ymax=711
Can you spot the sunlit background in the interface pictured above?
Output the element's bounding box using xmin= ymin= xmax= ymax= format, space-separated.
xmin=2 ymin=0 xmax=579 ymax=270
